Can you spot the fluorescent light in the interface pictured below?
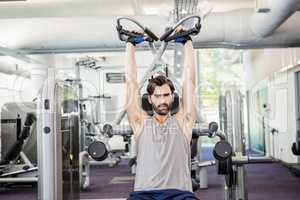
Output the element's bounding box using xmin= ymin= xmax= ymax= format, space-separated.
xmin=180 ymin=9 xmax=188 ymax=14
xmin=280 ymin=64 xmax=294 ymax=72
xmin=0 ymin=42 xmax=7 ymax=47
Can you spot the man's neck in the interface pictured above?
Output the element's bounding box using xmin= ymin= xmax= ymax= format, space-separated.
xmin=154 ymin=113 xmax=170 ymax=125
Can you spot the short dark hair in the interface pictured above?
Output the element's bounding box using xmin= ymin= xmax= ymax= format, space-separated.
xmin=146 ymin=75 xmax=175 ymax=95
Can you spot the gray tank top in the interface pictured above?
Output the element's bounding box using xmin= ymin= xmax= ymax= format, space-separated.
xmin=134 ymin=115 xmax=193 ymax=192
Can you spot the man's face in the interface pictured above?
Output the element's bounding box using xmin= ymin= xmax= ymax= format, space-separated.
xmin=149 ymin=84 xmax=174 ymax=116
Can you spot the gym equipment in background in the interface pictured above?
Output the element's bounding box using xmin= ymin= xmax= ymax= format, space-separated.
xmin=0 ymin=106 xmax=37 ymax=185
xmin=37 ymin=75 xmax=80 ymax=200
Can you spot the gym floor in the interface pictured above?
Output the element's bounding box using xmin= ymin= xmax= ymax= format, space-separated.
xmin=1 ymin=147 xmax=300 ymax=200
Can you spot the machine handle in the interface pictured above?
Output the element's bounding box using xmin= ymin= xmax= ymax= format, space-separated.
xmin=160 ymin=15 xmax=201 ymax=42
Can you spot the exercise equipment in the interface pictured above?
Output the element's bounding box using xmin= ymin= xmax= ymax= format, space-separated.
xmin=292 ymin=131 xmax=300 ymax=156
xmin=0 ymin=110 xmax=37 ymax=185
xmin=87 ymin=141 xmax=108 ymax=161
xmin=37 ymin=75 xmax=80 ymax=200
xmin=73 ymin=59 xmax=125 ymax=188
xmin=216 ymin=85 xmax=278 ymax=200
xmin=0 ymin=112 xmax=36 ymax=165
xmin=114 ymin=15 xmax=201 ymax=125
xmin=159 ymin=16 xmax=201 ymax=42
xmin=116 ymin=17 xmax=159 ymax=43
xmin=1 ymin=102 xmax=37 ymax=164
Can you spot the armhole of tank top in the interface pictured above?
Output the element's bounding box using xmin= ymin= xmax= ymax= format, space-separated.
xmin=133 ymin=116 xmax=149 ymax=142
xmin=173 ymin=115 xmax=192 ymax=143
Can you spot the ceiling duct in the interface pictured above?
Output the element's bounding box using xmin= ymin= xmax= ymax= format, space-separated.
xmin=254 ymin=0 xmax=270 ymax=13
xmin=0 ymin=59 xmax=31 ymax=78
xmin=0 ymin=1 xmax=300 ymax=52
xmin=251 ymin=0 xmax=300 ymax=37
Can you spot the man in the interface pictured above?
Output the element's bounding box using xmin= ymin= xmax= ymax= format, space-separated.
xmin=125 ymin=32 xmax=199 ymax=200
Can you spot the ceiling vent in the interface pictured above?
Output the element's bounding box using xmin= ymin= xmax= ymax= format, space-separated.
xmin=254 ymin=0 xmax=271 ymax=13
xmin=106 ymin=72 xmax=126 ymax=84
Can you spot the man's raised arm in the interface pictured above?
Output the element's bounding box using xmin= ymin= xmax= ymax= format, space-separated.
xmin=182 ymin=40 xmax=197 ymax=123
xmin=125 ymin=43 xmax=147 ymax=133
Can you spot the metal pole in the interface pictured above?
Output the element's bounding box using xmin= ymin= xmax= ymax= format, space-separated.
xmin=37 ymin=66 xmax=57 ymax=200
xmin=232 ymin=86 xmax=247 ymax=200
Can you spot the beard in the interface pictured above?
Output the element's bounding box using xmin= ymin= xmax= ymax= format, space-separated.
xmin=152 ymin=103 xmax=172 ymax=116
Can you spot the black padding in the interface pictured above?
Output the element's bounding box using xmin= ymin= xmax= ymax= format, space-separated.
xmin=292 ymin=142 xmax=300 ymax=156
xmin=87 ymin=141 xmax=108 ymax=161
xmin=24 ymin=113 xmax=36 ymax=126
xmin=20 ymin=113 xmax=36 ymax=140
xmin=141 ymin=92 xmax=180 ymax=116
xmin=191 ymin=178 xmax=200 ymax=192
xmin=292 ymin=130 xmax=300 ymax=156
xmin=0 ymin=140 xmax=24 ymax=165
xmin=141 ymin=94 xmax=154 ymax=116
xmin=190 ymin=138 xmax=198 ymax=158
xmin=128 ymin=157 xmax=137 ymax=168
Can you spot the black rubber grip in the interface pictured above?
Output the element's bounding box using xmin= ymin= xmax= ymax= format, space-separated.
xmin=160 ymin=28 xmax=174 ymax=41
xmin=121 ymin=29 xmax=143 ymax=38
xmin=144 ymin=28 xmax=158 ymax=41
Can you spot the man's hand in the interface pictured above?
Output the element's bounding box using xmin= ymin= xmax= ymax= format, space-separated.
xmin=126 ymin=31 xmax=145 ymax=46
xmin=174 ymin=27 xmax=192 ymax=45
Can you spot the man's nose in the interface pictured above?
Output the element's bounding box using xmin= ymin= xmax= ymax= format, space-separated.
xmin=159 ymin=96 xmax=167 ymax=103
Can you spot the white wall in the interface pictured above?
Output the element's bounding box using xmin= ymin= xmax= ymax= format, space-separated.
xmin=244 ymin=48 xmax=300 ymax=163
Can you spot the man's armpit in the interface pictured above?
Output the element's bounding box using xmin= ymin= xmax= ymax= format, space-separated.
xmin=183 ymin=112 xmax=193 ymax=123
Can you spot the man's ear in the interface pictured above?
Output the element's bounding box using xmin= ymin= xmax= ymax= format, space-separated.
xmin=171 ymin=93 xmax=175 ymax=102
xmin=148 ymin=95 xmax=152 ymax=104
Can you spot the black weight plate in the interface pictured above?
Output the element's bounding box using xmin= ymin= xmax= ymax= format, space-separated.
xmin=213 ymin=140 xmax=232 ymax=160
xmin=87 ymin=141 xmax=108 ymax=161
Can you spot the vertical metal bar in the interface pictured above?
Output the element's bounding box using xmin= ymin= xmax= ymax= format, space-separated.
xmin=232 ymin=86 xmax=247 ymax=200
xmin=246 ymin=91 xmax=251 ymax=154
xmin=19 ymin=151 xmax=34 ymax=168
xmin=37 ymin=67 xmax=56 ymax=200
xmin=75 ymin=63 xmax=84 ymax=152
xmin=195 ymin=50 xmax=207 ymax=188
xmin=54 ymin=82 xmax=64 ymax=200
xmin=295 ymin=72 xmax=300 ymax=163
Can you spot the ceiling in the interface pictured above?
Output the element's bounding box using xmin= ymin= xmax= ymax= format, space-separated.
xmin=0 ymin=0 xmax=300 ymax=60
xmin=0 ymin=0 xmax=253 ymax=17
